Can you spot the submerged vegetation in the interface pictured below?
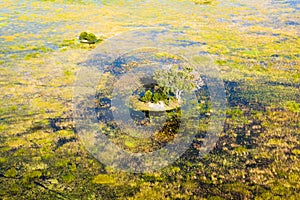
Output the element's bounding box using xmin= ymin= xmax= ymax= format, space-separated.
xmin=0 ymin=0 xmax=299 ymax=199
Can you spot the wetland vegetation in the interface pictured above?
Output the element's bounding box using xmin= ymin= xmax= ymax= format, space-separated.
xmin=0 ymin=0 xmax=299 ymax=199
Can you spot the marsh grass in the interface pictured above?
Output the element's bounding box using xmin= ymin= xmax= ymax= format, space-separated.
xmin=0 ymin=0 xmax=299 ymax=199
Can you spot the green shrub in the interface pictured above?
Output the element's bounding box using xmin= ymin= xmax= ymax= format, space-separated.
xmin=79 ymin=32 xmax=99 ymax=43
xmin=79 ymin=32 xmax=88 ymax=40
xmin=160 ymin=92 xmax=168 ymax=101
xmin=152 ymin=93 xmax=161 ymax=103
xmin=141 ymin=89 xmax=171 ymax=104
xmin=86 ymin=33 xmax=97 ymax=42
xmin=141 ymin=90 xmax=153 ymax=102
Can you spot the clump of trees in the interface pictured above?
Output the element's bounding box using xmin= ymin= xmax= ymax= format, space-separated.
xmin=140 ymin=89 xmax=170 ymax=104
xmin=139 ymin=65 xmax=195 ymax=105
xmin=153 ymin=65 xmax=195 ymax=102
xmin=79 ymin=32 xmax=100 ymax=44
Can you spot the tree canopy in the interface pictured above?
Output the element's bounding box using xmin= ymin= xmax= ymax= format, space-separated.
xmin=153 ymin=65 xmax=195 ymax=102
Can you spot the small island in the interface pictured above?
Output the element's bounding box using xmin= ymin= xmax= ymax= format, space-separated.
xmin=129 ymin=65 xmax=196 ymax=112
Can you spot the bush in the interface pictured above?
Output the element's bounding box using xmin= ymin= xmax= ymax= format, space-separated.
xmin=141 ymin=90 xmax=153 ymax=103
xmin=160 ymin=92 xmax=168 ymax=101
xmin=79 ymin=32 xmax=98 ymax=43
xmin=85 ymin=33 xmax=97 ymax=42
xmin=140 ymin=89 xmax=170 ymax=104
xmin=79 ymin=32 xmax=88 ymax=40
xmin=152 ymin=93 xmax=161 ymax=103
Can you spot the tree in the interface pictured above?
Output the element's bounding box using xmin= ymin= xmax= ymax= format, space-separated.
xmin=153 ymin=66 xmax=194 ymax=102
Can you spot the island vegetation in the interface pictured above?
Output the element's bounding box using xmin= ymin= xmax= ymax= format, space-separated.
xmin=79 ymin=31 xmax=102 ymax=44
xmin=129 ymin=65 xmax=196 ymax=112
